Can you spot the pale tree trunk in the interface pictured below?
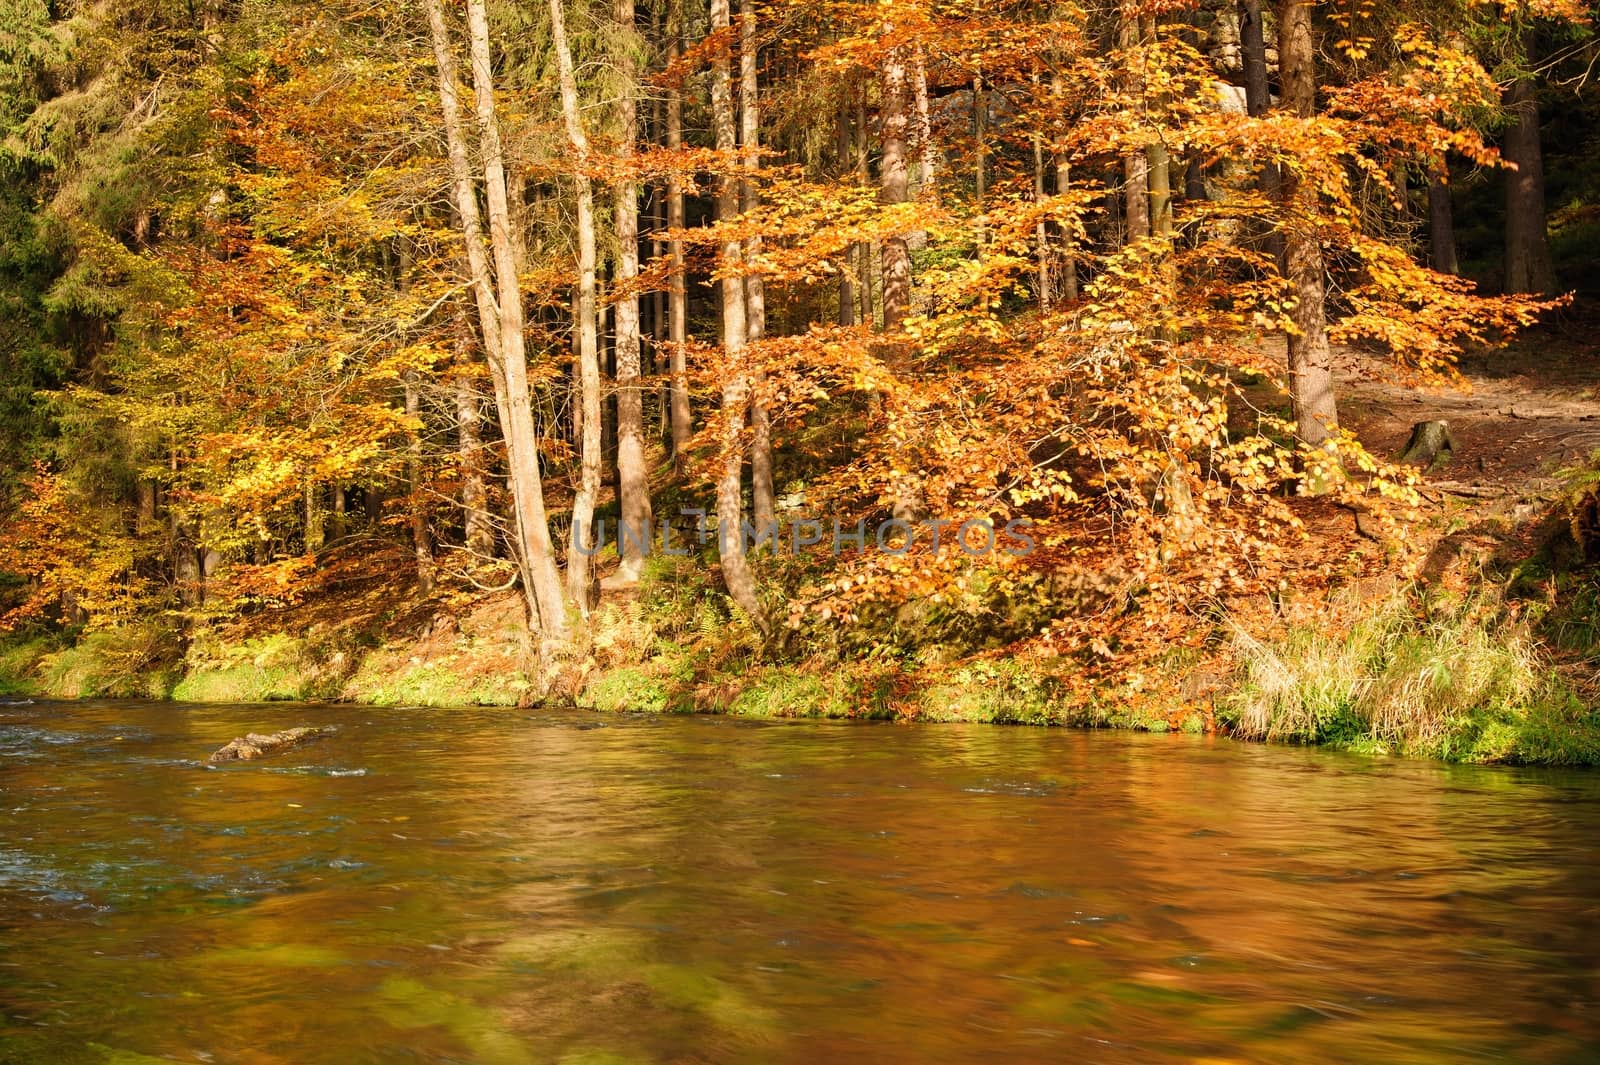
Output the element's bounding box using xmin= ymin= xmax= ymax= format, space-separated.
xmin=710 ymin=0 xmax=768 ymax=632
xmin=1032 ymin=71 xmax=1051 ymax=311
xmin=137 ymin=480 xmax=157 ymax=534
xmin=171 ymin=450 xmax=202 ymax=608
xmin=1147 ymin=151 xmax=1172 ymax=241
xmin=855 ymin=91 xmax=875 ymax=326
xmin=452 ymin=301 xmax=495 ymax=558
xmin=1142 ymin=17 xmax=1172 ymax=245
xmin=1124 ymin=159 xmax=1150 ymax=243
xmin=304 ymin=482 xmax=324 ymax=554
xmin=973 ymin=73 xmax=987 ymax=242
xmin=1277 ymin=0 xmax=1339 ymax=455
xmin=837 ymin=98 xmax=857 ymax=325
xmin=330 ymin=485 xmax=346 ymax=543
xmin=879 ymin=39 xmax=921 ymax=523
xmin=1120 ymin=13 xmax=1149 ymax=244
xmin=667 ymin=0 xmax=692 ymax=472
xmin=1428 ymin=166 xmax=1458 ymax=275
xmin=546 ymin=0 xmax=603 ymax=613
xmin=1503 ymin=70 xmax=1555 ymax=294
xmin=426 ymin=0 xmax=566 ymax=637
xmin=1051 ymin=70 xmax=1078 ymax=301
xmin=404 ymin=371 xmax=436 ymax=593
xmin=908 ymin=44 xmax=935 ymax=252
xmin=741 ymin=0 xmax=775 ymax=538
xmin=614 ymin=0 xmax=653 ymax=582
xmin=880 ymin=44 xmax=912 ymax=333
xmin=913 ymin=46 xmax=937 ymax=199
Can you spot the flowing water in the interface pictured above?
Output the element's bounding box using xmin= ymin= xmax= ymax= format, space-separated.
xmin=2 ymin=700 xmax=1599 ymax=1064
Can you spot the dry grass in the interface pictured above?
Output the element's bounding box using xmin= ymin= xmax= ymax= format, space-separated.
xmin=1228 ymin=587 xmax=1549 ymax=755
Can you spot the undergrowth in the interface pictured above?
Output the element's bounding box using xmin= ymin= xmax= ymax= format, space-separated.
xmin=1222 ymin=586 xmax=1596 ymax=763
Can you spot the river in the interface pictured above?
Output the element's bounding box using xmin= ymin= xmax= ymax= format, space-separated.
xmin=2 ymin=700 xmax=1598 ymax=1063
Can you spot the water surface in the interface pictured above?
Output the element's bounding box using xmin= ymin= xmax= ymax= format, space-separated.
xmin=2 ymin=700 xmax=1598 ymax=1063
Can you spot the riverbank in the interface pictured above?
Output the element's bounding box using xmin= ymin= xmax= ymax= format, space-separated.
xmin=1 ymin=530 xmax=1595 ymax=764
xmin=2 ymin=339 xmax=1597 ymax=765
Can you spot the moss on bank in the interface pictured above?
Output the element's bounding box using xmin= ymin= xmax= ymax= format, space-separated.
xmin=0 ymin=572 xmax=1594 ymax=766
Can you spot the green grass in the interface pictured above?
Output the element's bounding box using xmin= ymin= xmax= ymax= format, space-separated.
xmin=37 ymin=623 xmax=179 ymax=699
xmin=1222 ymin=588 xmax=1596 ymax=763
xmin=348 ymin=658 xmax=527 ymax=707
xmin=172 ymin=634 xmax=311 ymax=702
xmin=914 ymin=659 xmax=1060 ymax=724
xmin=0 ymin=632 xmax=57 ymax=695
xmin=585 ymin=666 xmax=670 ymax=713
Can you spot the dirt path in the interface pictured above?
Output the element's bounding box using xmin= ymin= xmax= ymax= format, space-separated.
xmin=1325 ymin=312 xmax=1600 ymax=494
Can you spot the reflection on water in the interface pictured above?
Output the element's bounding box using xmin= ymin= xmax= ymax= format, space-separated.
xmin=2 ymin=700 xmax=1598 ymax=1064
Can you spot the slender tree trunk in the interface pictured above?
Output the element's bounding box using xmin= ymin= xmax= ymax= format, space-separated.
xmin=710 ymin=0 xmax=768 ymax=632
xmin=1147 ymin=145 xmax=1172 ymax=240
xmin=1239 ymin=0 xmax=1270 ymax=117
xmin=1240 ymin=0 xmax=1283 ymax=263
xmin=1120 ymin=14 xmax=1150 ymax=244
xmin=1051 ymin=70 xmax=1078 ymax=301
xmin=137 ymin=481 xmax=157 ymax=534
xmin=855 ymin=91 xmax=875 ymax=327
xmin=913 ymin=46 xmax=937 ymax=199
xmin=404 ymin=371 xmax=435 ymax=593
xmin=453 ymin=303 xmax=494 ymax=558
xmin=544 ymin=0 xmax=603 ymax=612
xmin=1428 ymin=166 xmax=1458 ymax=275
xmin=880 ymin=45 xmax=912 ymax=333
xmin=1503 ymin=70 xmax=1555 ymax=294
xmin=1032 ymin=72 xmax=1051 ymax=310
xmin=741 ymin=0 xmax=775 ymax=539
xmin=171 ymin=450 xmax=202 ymax=608
xmin=1277 ymin=0 xmax=1339 ymax=456
xmin=426 ymin=0 xmax=566 ymax=637
xmin=667 ymin=0 xmax=692 ymax=472
xmin=330 ymin=485 xmax=346 ymax=543
xmin=973 ymin=73 xmax=988 ymax=242
xmin=837 ymin=98 xmax=858 ymax=325
xmin=613 ymin=2 xmax=653 ymax=584
xmin=304 ymin=482 xmax=324 ymax=554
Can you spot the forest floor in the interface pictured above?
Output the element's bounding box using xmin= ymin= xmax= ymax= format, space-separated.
xmin=3 ymin=318 xmax=1597 ymax=762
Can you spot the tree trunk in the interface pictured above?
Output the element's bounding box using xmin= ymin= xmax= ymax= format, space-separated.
xmin=171 ymin=451 xmax=202 ymax=608
xmin=330 ymin=485 xmax=347 ymax=543
xmin=973 ymin=73 xmax=988 ymax=242
xmin=667 ymin=0 xmax=692 ymax=473
xmin=855 ymin=91 xmax=875 ymax=326
xmin=1147 ymin=143 xmax=1172 ymax=241
xmin=913 ymin=46 xmax=937 ymax=200
xmin=1503 ymin=70 xmax=1555 ymax=294
xmin=613 ymin=2 xmax=654 ymax=583
xmin=880 ymin=45 xmax=912 ymax=334
xmin=544 ymin=0 xmax=603 ymax=613
xmin=742 ymin=0 xmax=775 ymax=539
xmin=1051 ymin=71 xmax=1078 ymax=301
xmin=1239 ymin=0 xmax=1270 ymax=118
xmin=1120 ymin=16 xmax=1150 ymax=244
xmin=837 ymin=98 xmax=858 ymax=325
xmin=1240 ymin=0 xmax=1284 ymax=262
xmin=453 ymin=302 xmax=495 ymax=558
xmin=426 ymin=0 xmax=566 ymax=637
xmin=1032 ymin=72 xmax=1051 ymax=311
xmin=136 ymin=481 xmax=157 ymax=535
xmin=711 ymin=0 xmax=768 ymax=632
xmin=1277 ymin=0 xmax=1339 ymax=457
xmin=305 ymin=481 xmax=324 ymax=554
xmin=1428 ymin=166 xmax=1458 ymax=275
xmin=405 ymin=371 xmax=435 ymax=593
